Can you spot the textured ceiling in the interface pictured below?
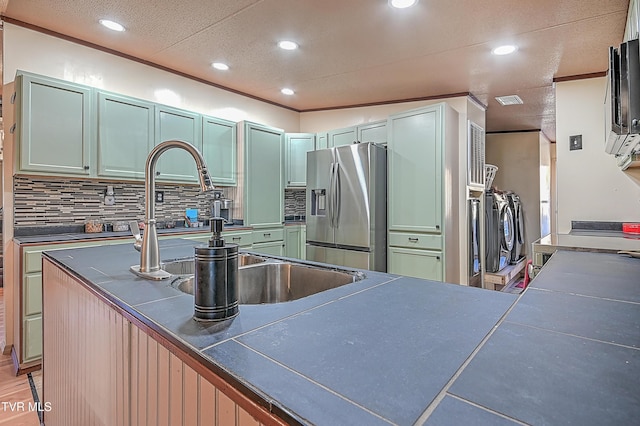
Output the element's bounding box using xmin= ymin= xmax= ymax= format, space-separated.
xmin=1 ymin=0 xmax=631 ymax=141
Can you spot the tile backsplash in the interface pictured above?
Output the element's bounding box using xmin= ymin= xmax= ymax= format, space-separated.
xmin=13 ymin=176 xmax=306 ymax=228
xmin=13 ymin=176 xmax=236 ymax=228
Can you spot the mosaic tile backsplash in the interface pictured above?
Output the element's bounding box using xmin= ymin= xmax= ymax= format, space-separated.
xmin=13 ymin=176 xmax=307 ymax=228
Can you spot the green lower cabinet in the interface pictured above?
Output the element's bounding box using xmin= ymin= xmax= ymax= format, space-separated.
xmin=388 ymin=246 xmax=443 ymax=281
xmin=23 ymin=316 xmax=42 ymax=362
xmin=252 ymin=241 xmax=285 ymax=256
xmin=301 ymin=225 xmax=307 ymax=260
xmin=284 ymin=226 xmax=302 ymax=259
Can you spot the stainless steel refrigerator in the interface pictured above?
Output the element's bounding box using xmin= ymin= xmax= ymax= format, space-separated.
xmin=306 ymin=142 xmax=387 ymax=271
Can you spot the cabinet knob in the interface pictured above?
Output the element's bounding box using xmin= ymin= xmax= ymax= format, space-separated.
xmin=83 ymin=166 xmax=90 ymax=170
xmin=435 ymin=225 xmax=440 ymax=230
xmin=436 ymin=256 xmax=441 ymax=261
xmin=156 ymin=171 xmax=161 ymax=176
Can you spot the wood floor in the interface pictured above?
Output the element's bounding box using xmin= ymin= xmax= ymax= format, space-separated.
xmin=0 ymin=288 xmax=41 ymax=425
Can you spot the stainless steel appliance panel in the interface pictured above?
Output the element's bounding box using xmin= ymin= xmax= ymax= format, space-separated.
xmin=333 ymin=143 xmax=384 ymax=249
xmin=306 ymin=244 xmax=371 ymax=270
xmin=306 ymin=148 xmax=336 ymax=245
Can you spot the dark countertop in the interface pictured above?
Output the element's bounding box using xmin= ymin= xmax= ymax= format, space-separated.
xmin=13 ymin=224 xmax=252 ymax=244
xmin=43 ymin=244 xmax=640 ymax=425
xmin=13 ymin=220 xmax=305 ymax=244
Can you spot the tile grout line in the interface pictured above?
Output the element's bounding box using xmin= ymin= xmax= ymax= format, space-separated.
xmin=411 ymin=294 xmax=524 ymax=425
xmin=199 ymin=276 xmax=402 ymax=352
xmin=502 ymin=319 xmax=640 ymax=351
xmin=232 ymin=339 xmax=398 ymax=426
xmin=529 ymin=286 xmax=640 ymax=305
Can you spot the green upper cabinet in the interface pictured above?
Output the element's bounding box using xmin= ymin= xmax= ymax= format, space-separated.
xmin=16 ymin=72 xmax=93 ymax=175
xmin=202 ymin=116 xmax=237 ymax=186
xmin=387 ymin=105 xmax=443 ymax=233
xmin=242 ymin=121 xmax=284 ymax=228
xmin=97 ymin=92 xmax=154 ymax=179
xmin=285 ymin=133 xmax=315 ymax=187
xmin=358 ymin=120 xmax=387 ymax=145
xmin=328 ymin=126 xmax=357 ymax=147
xmin=316 ymin=132 xmax=328 ymax=150
xmin=154 ymin=105 xmax=202 ymax=182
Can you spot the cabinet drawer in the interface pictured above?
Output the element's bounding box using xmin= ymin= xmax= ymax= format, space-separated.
xmin=388 ymin=232 xmax=441 ymax=250
xmin=24 ymin=249 xmax=44 ymax=274
xmin=24 ymin=273 xmax=43 ymax=316
xmin=223 ymin=231 xmax=254 ymax=247
xmin=252 ymin=228 xmax=284 ymax=244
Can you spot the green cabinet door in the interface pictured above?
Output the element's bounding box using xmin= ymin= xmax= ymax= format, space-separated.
xmin=252 ymin=241 xmax=285 ymax=257
xmin=388 ymin=247 xmax=443 ymax=281
xmin=301 ymin=225 xmax=307 ymax=260
xmin=285 ymin=133 xmax=315 ymax=187
xmin=358 ymin=120 xmax=387 ymax=145
xmin=284 ymin=225 xmax=302 ymax=259
xmin=203 ymin=116 xmax=237 ymax=185
xmin=388 ymin=105 xmax=443 ymax=233
xmin=155 ymin=105 xmax=202 ymax=182
xmin=16 ymin=72 xmax=93 ymax=175
xmin=328 ymin=126 xmax=356 ymax=147
xmin=316 ymin=132 xmax=328 ymax=150
xmin=243 ymin=122 xmax=284 ymax=228
xmin=97 ymin=92 xmax=154 ymax=179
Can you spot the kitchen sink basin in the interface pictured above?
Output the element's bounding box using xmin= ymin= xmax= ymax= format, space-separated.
xmin=170 ymin=260 xmax=362 ymax=304
xmin=163 ymin=253 xmax=267 ymax=275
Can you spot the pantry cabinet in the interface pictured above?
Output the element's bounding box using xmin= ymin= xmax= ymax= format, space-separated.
xmin=154 ymin=105 xmax=202 ymax=182
xmin=15 ymin=71 xmax=93 ymax=175
xmin=387 ymin=103 xmax=459 ymax=283
xmin=285 ymin=133 xmax=315 ymax=187
xmin=97 ymin=91 xmax=154 ymax=179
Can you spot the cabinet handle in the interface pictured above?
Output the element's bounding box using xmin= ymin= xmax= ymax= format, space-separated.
xmin=435 ymin=225 xmax=440 ymax=230
xmin=156 ymin=171 xmax=161 ymax=176
xmin=83 ymin=166 xmax=90 ymax=170
xmin=408 ymin=237 xmax=419 ymax=242
xmin=263 ymin=233 xmax=271 ymax=237
xmin=232 ymin=237 xmax=241 ymax=241
xmin=11 ymin=92 xmax=16 ymax=104
xmin=9 ymin=123 xmax=16 ymax=134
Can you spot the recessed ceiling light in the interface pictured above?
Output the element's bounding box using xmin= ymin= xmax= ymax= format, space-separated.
xmin=212 ymin=62 xmax=229 ymax=71
xmin=389 ymin=0 xmax=419 ymax=8
xmin=278 ymin=40 xmax=298 ymax=50
xmin=492 ymin=45 xmax=517 ymax=55
xmin=281 ymin=88 xmax=295 ymax=96
xmin=99 ymin=19 xmax=125 ymax=32
xmin=495 ymin=95 xmax=523 ymax=106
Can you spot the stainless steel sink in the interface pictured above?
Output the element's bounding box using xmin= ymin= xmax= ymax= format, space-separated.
xmin=163 ymin=253 xmax=267 ymax=275
xmin=169 ymin=258 xmax=362 ymax=304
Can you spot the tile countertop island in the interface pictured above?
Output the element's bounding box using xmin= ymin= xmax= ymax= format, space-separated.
xmin=41 ymin=240 xmax=639 ymax=425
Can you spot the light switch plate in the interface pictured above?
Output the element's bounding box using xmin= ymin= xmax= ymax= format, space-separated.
xmin=569 ymin=134 xmax=582 ymax=151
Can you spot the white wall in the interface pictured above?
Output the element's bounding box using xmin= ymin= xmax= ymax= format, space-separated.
xmin=486 ymin=132 xmax=549 ymax=259
xmin=2 ymin=24 xmax=300 ymax=131
xmin=555 ymin=78 xmax=640 ymax=233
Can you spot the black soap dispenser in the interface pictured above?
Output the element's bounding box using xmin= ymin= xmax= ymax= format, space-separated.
xmin=193 ymin=216 xmax=239 ymax=321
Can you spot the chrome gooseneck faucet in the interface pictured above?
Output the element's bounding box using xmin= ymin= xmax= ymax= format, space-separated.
xmin=131 ymin=140 xmax=215 ymax=280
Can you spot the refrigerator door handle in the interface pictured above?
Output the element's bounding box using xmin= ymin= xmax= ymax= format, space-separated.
xmin=328 ymin=162 xmax=335 ymax=228
xmin=334 ymin=162 xmax=340 ymax=228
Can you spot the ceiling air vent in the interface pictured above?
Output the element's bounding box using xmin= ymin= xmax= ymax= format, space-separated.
xmin=495 ymin=95 xmax=523 ymax=106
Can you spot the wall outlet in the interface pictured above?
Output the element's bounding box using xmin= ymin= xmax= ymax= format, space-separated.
xmin=569 ymin=134 xmax=582 ymax=151
xmin=155 ymin=191 xmax=164 ymax=203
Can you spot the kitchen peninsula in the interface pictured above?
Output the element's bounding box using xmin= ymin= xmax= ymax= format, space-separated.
xmin=41 ymin=240 xmax=639 ymax=425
